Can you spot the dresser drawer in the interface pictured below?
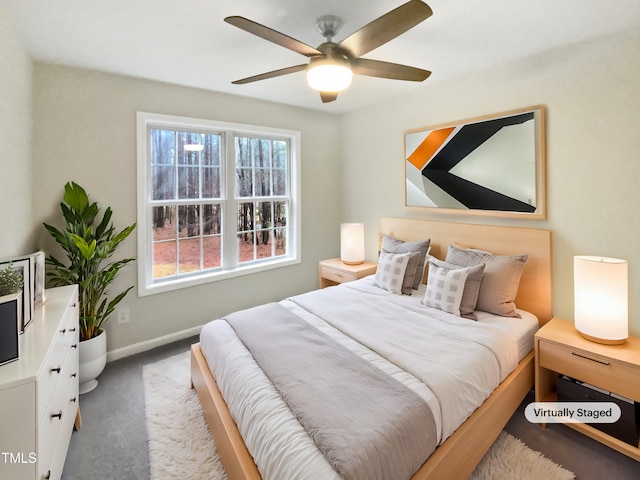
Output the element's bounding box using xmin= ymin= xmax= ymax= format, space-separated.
xmin=37 ymin=349 xmax=79 ymax=480
xmin=539 ymin=341 xmax=640 ymax=401
xmin=36 ymin=302 xmax=78 ymax=424
xmin=321 ymin=266 xmax=357 ymax=284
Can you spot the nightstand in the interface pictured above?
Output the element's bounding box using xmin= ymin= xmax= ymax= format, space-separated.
xmin=535 ymin=318 xmax=640 ymax=460
xmin=318 ymin=258 xmax=377 ymax=289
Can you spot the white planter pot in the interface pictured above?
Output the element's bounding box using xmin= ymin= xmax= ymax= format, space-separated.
xmin=79 ymin=329 xmax=107 ymax=394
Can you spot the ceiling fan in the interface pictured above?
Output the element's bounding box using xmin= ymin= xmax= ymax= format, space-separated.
xmin=225 ymin=0 xmax=433 ymax=103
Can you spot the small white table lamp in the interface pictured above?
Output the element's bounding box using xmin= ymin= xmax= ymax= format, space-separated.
xmin=340 ymin=223 xmax=365 ymax=265
xmin=574 ymin=255 xmax=628 ymax=345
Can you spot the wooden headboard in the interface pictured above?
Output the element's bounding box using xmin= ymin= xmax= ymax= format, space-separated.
xmin=380 ymin=217 xmax=552 ymax=325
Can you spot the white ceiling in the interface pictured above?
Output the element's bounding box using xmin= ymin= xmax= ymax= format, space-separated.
xmin=5 ymin=0 xmax=640 ymax=113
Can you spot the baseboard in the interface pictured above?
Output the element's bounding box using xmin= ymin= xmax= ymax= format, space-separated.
xmin=106 ymin=325 xmax=203 ymax=362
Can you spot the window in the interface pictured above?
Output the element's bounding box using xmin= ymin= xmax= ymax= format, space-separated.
xmin=136 ymin=112 xmax=300 ymax=295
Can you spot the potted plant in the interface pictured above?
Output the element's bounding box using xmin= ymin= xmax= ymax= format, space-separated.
xmin=0 ymin=262 xmax=24 ymax=297
xmin=44 ymin=182 xmax=136 ymax=393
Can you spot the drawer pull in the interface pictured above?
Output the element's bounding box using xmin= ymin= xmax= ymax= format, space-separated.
xmin=60 ymin=328 xmax=66 ymax=334
xmin=70 ymin=396 xmax=77 ymax=403
xmin=44 ymin=470 xmax=51 ymax=480
xmin=50 ymin=366 xmax=61 ymax=374
xmin=71 ymin=372 xmax=77 ymax=378
xmin=51 ymin=410 xmax=63 ymax=420
xmin=69 ymin=327 xmax=77 ymax=332
xmin=71 ymin=343 xmax=78 ymax=349
xmin=571 ymin=352 xmax=610 ymax=365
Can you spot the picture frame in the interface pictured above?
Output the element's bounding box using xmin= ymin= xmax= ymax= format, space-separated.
xmin=33 ymin=251 xmax=46 ymax=309
xmin=0 ymin=292 xmax=20 ymax=365
xmin=0 ymin=257 xmax=33 ymax=332
xmin=404 ymin=105 xmax=546 ymax=219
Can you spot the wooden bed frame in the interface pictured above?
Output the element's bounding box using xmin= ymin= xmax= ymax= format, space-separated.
xmin=191 ymin=217 xmax=552 ymax=479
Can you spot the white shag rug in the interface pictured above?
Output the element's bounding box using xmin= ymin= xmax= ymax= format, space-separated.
xmin=143 ymin=351 xmax=575 ymax=480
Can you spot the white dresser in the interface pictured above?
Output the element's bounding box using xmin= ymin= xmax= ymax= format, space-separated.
xmin=0 ymin=285 xmax=80 ymax=480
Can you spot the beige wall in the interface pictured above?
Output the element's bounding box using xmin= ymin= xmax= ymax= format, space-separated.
xmin=0 ymin=3 xmax=34 ymax=257
xmin=31 ymin=65 xmax=343 ymax=353
xmin=340 ymin=26 xmax=640 ymax=336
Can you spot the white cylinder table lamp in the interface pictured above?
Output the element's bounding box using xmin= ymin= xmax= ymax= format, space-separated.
xmin=340 ymin=223 xmax=365 ymax=265
xmin=574 ymin=255 xmax=628 ymax=345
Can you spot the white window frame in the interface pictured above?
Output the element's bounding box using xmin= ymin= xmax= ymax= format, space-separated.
xmin=136 ymin=111 xmax=301 ymax=296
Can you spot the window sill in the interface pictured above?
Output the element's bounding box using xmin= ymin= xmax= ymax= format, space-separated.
xmin=137 ymin=256 xmax=301 ymax=297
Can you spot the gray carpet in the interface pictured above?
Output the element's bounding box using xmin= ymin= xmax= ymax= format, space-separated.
xmin=62 ymin=337 xmax=640 ymax=479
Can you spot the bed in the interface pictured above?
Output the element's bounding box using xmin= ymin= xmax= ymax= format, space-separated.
xmin=191 ymin=217 xmax=552 ymax=479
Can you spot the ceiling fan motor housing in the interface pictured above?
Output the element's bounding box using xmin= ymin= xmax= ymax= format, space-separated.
xmin=316 ymin=15 xmax=343 ymax=41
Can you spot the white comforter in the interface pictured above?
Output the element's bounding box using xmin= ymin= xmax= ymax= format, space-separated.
xmin=200 ymin=278 xmax=524 ymax=480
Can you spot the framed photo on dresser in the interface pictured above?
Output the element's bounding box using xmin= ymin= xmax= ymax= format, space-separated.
xmin=0 ymin=256 xmax=34 ymax=332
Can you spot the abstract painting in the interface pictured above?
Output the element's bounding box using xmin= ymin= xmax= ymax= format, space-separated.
xmin=405 ymin=106 xmax=546 ymax=219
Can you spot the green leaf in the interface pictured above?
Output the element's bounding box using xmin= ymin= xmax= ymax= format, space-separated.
xmin=70 ymin=234 xmax=97 ymax=260
xmin=64 ymin=182 xmax=89 ymax=212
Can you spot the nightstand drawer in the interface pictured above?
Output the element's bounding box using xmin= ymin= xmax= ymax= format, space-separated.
xmin=321 ymin=266 xmax=357 ymax=284
xmin=539 ymin=342 xmax=640 ymax=401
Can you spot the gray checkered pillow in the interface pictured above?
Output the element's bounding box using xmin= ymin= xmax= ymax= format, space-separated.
xmin=374 ymin=251 xmax=411 ymax=295
xmin=422 ymin=260 xmax=470 ymax=316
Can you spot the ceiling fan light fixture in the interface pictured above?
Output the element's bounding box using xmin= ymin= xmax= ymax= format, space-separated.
xmin=306 ymin=61 xmax=353 ymax=93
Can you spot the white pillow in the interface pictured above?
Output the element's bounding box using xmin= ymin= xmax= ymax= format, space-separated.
xmin=374 ymin=251 xmax=411 ymax=295
xmin=422 ymin=261 xmax=470 ymax=316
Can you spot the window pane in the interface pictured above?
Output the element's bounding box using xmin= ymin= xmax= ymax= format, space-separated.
xmin=273 ymin=168 xmax=287 ymax=196
xmin=150 ymin=129 xmax=176 ymax=200
xmin=274 ymin=201 xmax=287 ymax=227
xmin=153 ymin=240 xmax=176 ymax=279
xmin=178 ymin=132 xmax=202 ymax=165
xmin=254 ymin=138 xmax=270 ymax=167
xmin=202 ymin=166 xmax=221 ymax=198
xmin=202 ymin=204 xmax=221 ymax=235
xmin=202 ymin=134 xmax=221 ymax=166
xmin=236 ymin=137 xmax=251 ymax=167
xmin=178 ymin=166 xmax=199 ymax=199
xmin=237 ymin=202 xmax=254 ymax=232
xmin=274 ymin=227 xmax=287 ymax=256
xmin=236 ymin=167 xmax=252 ymax=197
xmin=204 ymin=236 xmax=221 ymax=269
xmin=178 ymin=238 xmax=200 ymax=273
xmin=152 ymin=165 xmax=175 ymax=200
xmin=256 ymin=230 xmax=272 ymax=259
xmin=256 ymin=201 xmax=272 ymax=229
xmin=237 ymin=232 xmax=255 ymax=263
xmin=150 ymin=129 xmax=176 ymax=166
xmin=152 ymin=206 xmax=176 ymax=241
xmin=273 ymin=140 xmax=287 ymax=168
xmin=255 ymin=168 xmax=270 ymax=196
xmin=178 ymin=205 xmax=200 ymax=239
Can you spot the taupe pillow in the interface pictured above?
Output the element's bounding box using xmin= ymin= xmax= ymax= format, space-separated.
xmin=381 ymin=234 xmax=431 ymax=289
xmin=445 ymin=244 xmax=528 ymax=318
xmin=430 ymin=258 xmax=485 ymax=320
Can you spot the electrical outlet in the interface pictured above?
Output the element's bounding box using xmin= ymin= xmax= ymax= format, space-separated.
xmin=116 ymin=307 xmax=130 ymax=324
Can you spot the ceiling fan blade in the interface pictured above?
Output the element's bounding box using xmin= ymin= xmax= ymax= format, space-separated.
xmin=320 ymin=92 xmax=338 ymax=103
xmin=339 ymin=0 xmax=433 ymax=58
xmin=232 ymin=64 xmax=308 ymax=84
xmin=352 ymin=58 xmax=431 ymax=82
xmin=225 ymin=16 xmax=322 ymax=57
